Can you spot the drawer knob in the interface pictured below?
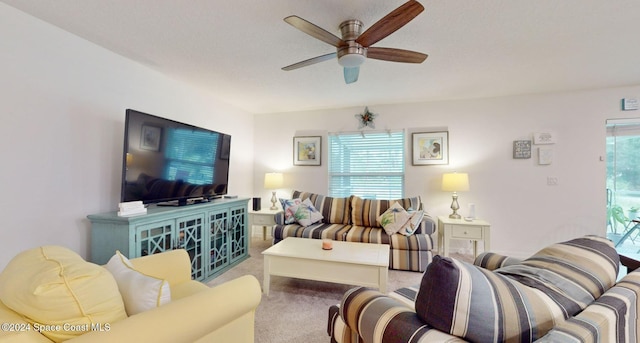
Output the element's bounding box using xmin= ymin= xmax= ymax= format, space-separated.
xmin=464 ymin=231 xmax=468 ymax=235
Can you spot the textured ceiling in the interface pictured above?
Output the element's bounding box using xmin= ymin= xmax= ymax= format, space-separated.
xmin=3 ymin=0 xmax=640 ymax=114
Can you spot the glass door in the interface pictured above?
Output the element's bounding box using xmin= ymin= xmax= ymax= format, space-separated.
xmin=606 ymin=118 xmax=640 ymax=252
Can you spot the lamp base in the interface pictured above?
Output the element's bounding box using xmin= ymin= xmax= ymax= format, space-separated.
xmin=449 ymin=192 xmax=461 ymax=219
xmin=270 ymin=191 xmax=278 ymax=210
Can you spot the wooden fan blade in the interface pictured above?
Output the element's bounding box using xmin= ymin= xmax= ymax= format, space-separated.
xmin=366 ymin=47 xmax=427 ymax=63
xmin=282 ymin=52 xmax=337 ymax=71
xmin=356 ymin=1 xmax=424 ymax=47
xmin=284 ymin=16 xmax=345 ymax=47
xmin=344 ymin=67 xmax=359 ymax=84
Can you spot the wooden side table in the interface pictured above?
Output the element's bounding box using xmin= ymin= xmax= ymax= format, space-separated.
xmin=438 ymin=216 xmax=491 ymax=258
xmin=249 ymin=209 xmax=281 ymax=241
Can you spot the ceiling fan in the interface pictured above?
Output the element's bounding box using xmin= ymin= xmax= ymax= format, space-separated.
xmin=282 ymin=0 xmax=428 ymax=84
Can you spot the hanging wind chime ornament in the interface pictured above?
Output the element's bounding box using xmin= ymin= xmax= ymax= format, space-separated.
xmin=356 ymin=107 xmax=376 ymax=129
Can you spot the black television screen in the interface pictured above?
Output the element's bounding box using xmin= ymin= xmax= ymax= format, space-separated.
xmin=121 ymin=109 xmax=231 ymax=205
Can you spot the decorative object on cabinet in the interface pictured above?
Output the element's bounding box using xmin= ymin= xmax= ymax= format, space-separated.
xmin=88 ymin=198 xmax=249 ymax=282
xmin=412 ymin=131 xmax=449 ymax=165
xmin=293 ymin=136 xmax=321 ymax=166
xmin=355 ymin=106 xmax=376 ymax=129
xmin=441 ymin=172 xmax=469 ymax=219
xmin=264 ymin=172 xmax=283 ymax=210
xmin=513 ymin=140 xmax=531 ymax=159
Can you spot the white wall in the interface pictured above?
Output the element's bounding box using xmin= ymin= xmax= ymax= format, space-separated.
xmin=0 ymin=4 xmax=254 ymax=269
xmin=255 ymin=87 xmax=640 ymax=258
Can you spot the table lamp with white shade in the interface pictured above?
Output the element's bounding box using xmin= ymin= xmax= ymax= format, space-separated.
xmin=442 ymin=172 xmax=469 ymax=219
xmin=264 ymin=172 xmax=283 ymax=210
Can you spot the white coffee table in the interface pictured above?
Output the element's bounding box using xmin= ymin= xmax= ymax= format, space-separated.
xmin=262 ymin=237 xmax=390 ymax=296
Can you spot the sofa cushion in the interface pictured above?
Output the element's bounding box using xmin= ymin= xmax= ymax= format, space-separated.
xmin=414 ymin=236 xmax=620 ymax=342
xmin=105 ymin=251 xmax=171 ymax=316
xmin=345 ymin=226 xmax=434 ymax=250
xmin=290 ymin=198 xmax=324 ymax=227
xmin=0 ymin=246 xmax=127 ymax=342
xmin=292 ymin=191 xmax=351 ymax=224
xmin=273 ymin=222 xmax=352 ymax=242
xmin=351 ymin=196 xmax=422 ymax=227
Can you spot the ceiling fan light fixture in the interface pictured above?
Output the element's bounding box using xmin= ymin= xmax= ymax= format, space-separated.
xmin=338 ymin=53 xmax=366 ymax=67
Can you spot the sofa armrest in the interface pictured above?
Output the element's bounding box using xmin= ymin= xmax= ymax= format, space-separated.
xmin=415 ymin=214 xmax=436 ymax=235
xmin=274 ymin=211 xmax=285 ymax=225
xmin=68 ymin=275 xmax=261 ymax=343
xmin=129 ymin=249 xmax=192 ymax=286
xmin=473 ymin=252 xmax=522 ymax=270
xmin=338 ymin=287 xmax=463 ymax=343
xmin=536 ymin=270 xmax=640 ymax=342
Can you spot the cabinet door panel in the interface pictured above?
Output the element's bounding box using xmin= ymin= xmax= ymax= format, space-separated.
xmin=176 ymin=214 xmax=205 ymax=280
xmin=208 ymin=209 xmax=229 ymax=272
xmin=136 ymin=220 xmax=174 ymax=257
xmin=229 ymin=205 xmax=247 ymax=262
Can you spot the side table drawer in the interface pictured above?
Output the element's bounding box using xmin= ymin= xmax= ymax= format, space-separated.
xmin=451 ymin=225 xmax=483 ymax=239
xmin=252 ymin=214 xmax=275 ymax=226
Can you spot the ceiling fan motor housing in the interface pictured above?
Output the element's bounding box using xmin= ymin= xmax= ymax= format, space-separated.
xmin=338 ymin=20 xmax=366 ymax=67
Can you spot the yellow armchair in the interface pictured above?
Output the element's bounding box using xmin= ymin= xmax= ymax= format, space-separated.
xmin=0 ymin=248 xmax=261 ymax=343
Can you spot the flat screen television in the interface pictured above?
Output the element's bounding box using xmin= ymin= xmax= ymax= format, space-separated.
xmin=121 ymin=109 xmax=231 ymax=206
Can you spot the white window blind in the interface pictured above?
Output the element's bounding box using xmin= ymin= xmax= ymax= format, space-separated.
xmin=328 ymin=130 xmax=405 ymax=199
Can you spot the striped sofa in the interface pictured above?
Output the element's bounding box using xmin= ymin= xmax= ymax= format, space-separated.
xmin=272 ymin=191 xmax=436 ymax=272
xmin=328 ymin=236 xmax=640 ymax=343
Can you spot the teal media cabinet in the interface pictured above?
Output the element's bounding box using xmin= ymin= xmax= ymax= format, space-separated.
xmin=88 ymin=198 xmax=249 ymax=282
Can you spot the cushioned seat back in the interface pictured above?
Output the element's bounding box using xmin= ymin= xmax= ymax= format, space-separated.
xmin=350 ymin=196 xmax=422 ymax=227
xmin=498 ymin=235 xmax=619 ymax=309
xmin=291 ymin=191 xmax=351 ymax=224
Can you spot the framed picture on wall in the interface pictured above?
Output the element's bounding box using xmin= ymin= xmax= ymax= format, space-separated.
xmin=293 ymin=136 xmax=321 ymax=166
xmin=412 ymin=131 xmax=449 ymax=165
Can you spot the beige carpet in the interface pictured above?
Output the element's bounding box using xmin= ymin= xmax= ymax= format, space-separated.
xmin=208 ymin=237 xmax=471 ymax=343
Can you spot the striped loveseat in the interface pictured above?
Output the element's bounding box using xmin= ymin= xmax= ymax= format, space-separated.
xmin=328 ymin=236 xmax=640 ymax=343
xmin=272 ymin=190 xmax=436 ymax=272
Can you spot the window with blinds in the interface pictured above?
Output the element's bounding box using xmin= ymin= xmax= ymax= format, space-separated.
xmin=328 ymin=130 xmax=405 ymax=199
xmin=164 ymin=128 xmax=219 ymax=184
